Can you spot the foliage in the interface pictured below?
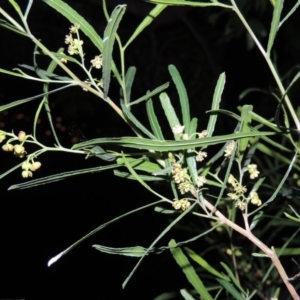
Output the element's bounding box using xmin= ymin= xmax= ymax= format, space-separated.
xmin=1 ymin=0 xmax=300 ymax=299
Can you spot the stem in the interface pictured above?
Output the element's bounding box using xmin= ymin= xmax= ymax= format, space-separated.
xmin=230 ymin=0 xmax=300 ymax=132
xmin=204 ymin=198 xmax=300 ymax=299
xmin=27 ymin=35 xmax=127 ymax=124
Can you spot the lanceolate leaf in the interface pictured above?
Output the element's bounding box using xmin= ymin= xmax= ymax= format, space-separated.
xmin=73 ymin=131 xmax=276 ymax=152
xmin=267 ymin=0 xmax=284 ymax=54
xmin=168 ymin=64 xmax=190 ymax=133
xmin=102 ymin=5 xmax=126 ymax=98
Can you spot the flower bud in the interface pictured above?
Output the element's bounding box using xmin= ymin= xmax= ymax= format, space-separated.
xmin=14 ymin=144 xmax=25 ymax=155
xmin=18 ymin=131 xmax=26 ymax=142
xmin=22 ymin=170 xmax=33 ymax=178
xmin=2 ymin=144 xmax=14 ymax=152
xmin=22 ymin=161 xmax=32 ymax=170
xmin=30 ymin=161 xmax=41 ymax=171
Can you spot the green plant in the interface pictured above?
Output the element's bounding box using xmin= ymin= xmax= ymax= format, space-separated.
xmin=1 ymin=0 xmax=300 ymax=299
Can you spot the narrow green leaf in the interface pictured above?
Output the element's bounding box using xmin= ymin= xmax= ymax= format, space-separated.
xmin=0 ymin=18 xmax=27 ymax=36
xmin=93 ymin=245 xmax=148 ymax=257
xmin=160 ymin=92 xmax=181 ymax=140
xmin=220 ymin=262 xmax=246 ymax=294
xmin=180 ymin=289 xmax=196 ymax=300
xmin=122 ymin=204 xmax=196 ymax=288
xmin=102 ymin=5 xmax=126 ymax=97
xmin=116 ymin=157 xmax=161 ymax=173
xmin=147 ymin=0 xmax=232 ymax=9
xmin=73 ymin=131 xmax=277 ymax=152
xmin=168 ymin=65 xmax=190 ymax=133
xmin=124 ymin=4 xmax=167 ymax=49
xmin=249 ymin=211 xmax=264 ymax=230
xmin=238 ymin=105 xmax=253 ymax=159
xmin=206 ymin=73 xmax=225 ymax=137
xmin=9 ymin=164 xmax=119 ymax=190
xmin=284 ymin=212 xmax=300 ymax=223
xmin=184 ymin=248 xmax=229 ymax=280
xmin=252 ymin=253 xmax=268 ymax=257
xmin=0 ymin=84 xmax=73 ymax=113
xmin=120 ymin=101 xmax=157 ymax=140
xmin=146 ymin=99 xmax=164 ymax=140
xmin=114 ymin=170 xmax=164 ymax=181
xmin=267 ymin=0 xmax=284 ymax=54
xmin=169 ymin=240 xmax=213 ymax=300
xmin=47 ymin=199 xmax=165 ymax=266
xmin=123 ymin=66 xmax=136 ymax=105
xmin=279 ymin=2 xmax=300 ymax=28
xmin=216 ymin=279 xmax=245 ymax=300
xmin=129 ymin=82 xmax=170 ymax=107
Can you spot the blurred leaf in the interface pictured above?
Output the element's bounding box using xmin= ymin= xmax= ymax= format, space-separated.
xmin=250 ymin=211 xmax=264 ymax=230
xmin=267 ymin=0 xmax=284 ymax=54
xmin=216 ymin=279 xmax=245 ymax=300
xmin=169 ymin=240 xmax=213 ymax=300
xmin=184 ymin=247 xmax=229 ymax=280
xmin=220 ymin=262 xmax=246 ymax=294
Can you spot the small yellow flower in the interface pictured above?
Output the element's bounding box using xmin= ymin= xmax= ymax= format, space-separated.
xmin=224 ymin=141 xmax=235 ymax=157
xmin=69 ymin=23 xmax=80 ymax=33
xmin=22 ymin=161 xmax=32 ymax=170
xmin=2 ymin=144 xmax=14 ymax=152
xmin=14 ymin=144 xmax=26 ymax=157
xmin=91 ymin=55 xmax=103 ymax=69
xmin=18 ymin=131 xmax=26 ymax=142
xmin=196 ymin=175 xmax=206 ymax=187
xmin=172 ymin=124 xmax=184 ymax=135
xmin=247 ymin=164 xmax=260 ymax=179
xmin=178 ymin=181 xmax=193 ymax=194
xmin=172 ymin=200 xmax=182 ymax=210
xmin=198 ymin=130 xmax=208 ymax=138
xmin=30 ymin=161 xmax=41 ymax=171
xmin=181 ymin=133 xmax=190 ymax=140
xmin=249 ymin=191 xmax=262 ymax=206
xmin=65 ymin=34 xmax=73 ymax=44
xmin=22 ymin=170 xmax=33 ymax=178
xmin=196 ymin=151 xmax=207 ymax=162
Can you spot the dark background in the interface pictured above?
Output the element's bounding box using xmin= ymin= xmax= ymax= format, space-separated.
xmin=1 ymin=0 xmax=300 ymax=299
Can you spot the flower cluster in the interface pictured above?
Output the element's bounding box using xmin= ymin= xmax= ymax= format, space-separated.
xmin=172 ymin=198 xmax=191 ymax=211
xmin=21 ymin=160 xmax=41 ymax=178
xmin=169 ymin=152 xmax=206 ymax=196
xmin=1 ymin=130 xmax=41 ymax=178
xmin=227 ymin=171 xmax=262 ymax=210
xmin=64 ymin=23 xmax=83 ymax=56
xmin=247 ymin=164 xmax=260 ymax=179
xmin=224 ymin=140 xmax=235 ymax=157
